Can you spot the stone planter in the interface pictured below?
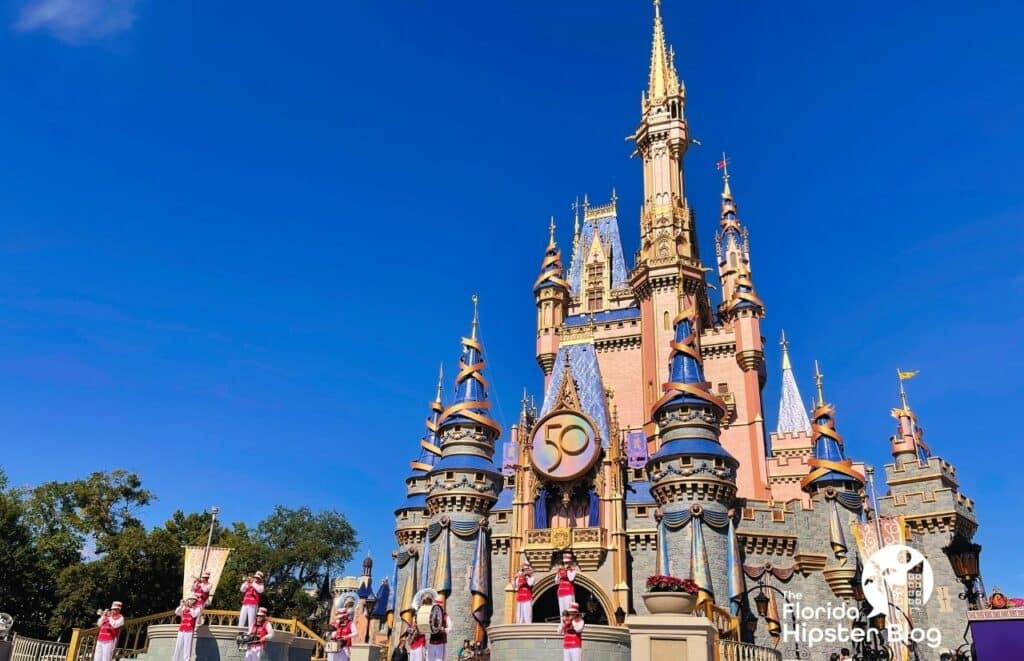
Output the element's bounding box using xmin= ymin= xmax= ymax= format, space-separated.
xmin=641 ymin=591 xmax=697 ymax=615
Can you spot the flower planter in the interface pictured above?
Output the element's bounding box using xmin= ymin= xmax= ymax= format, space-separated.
xmin=641 ymin=591 xmax=697 ymax=615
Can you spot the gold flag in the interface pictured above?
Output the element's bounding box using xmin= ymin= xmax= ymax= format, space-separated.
xmin=183 ymin=546 xmax=233 ymax=602
xmin=897 ymin=370 xmax=919 ymax=380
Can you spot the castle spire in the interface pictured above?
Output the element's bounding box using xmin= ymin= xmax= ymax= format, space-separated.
xmin=437 ymin=296 xmax=501 ymax=436
xmin=647 ymin=0 xmax=680 ymax=102
xmin=776 ymin=331 xmax=811 ymax=434
xmin=890 ymin=369 xmax=930 ymax=464
xmin=800 ymin=361 xmax=864 ymax=492
xmin=715 ymin=161 xmax=764 ymax=318
xmin=534 ymin=217 xmax=569 ymax=293
xmin=409 ymin=363 xmax=445 ymax=474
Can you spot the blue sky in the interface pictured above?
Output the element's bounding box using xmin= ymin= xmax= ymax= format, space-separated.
xmin=1 ymin=0 xmax=1021 ymax=593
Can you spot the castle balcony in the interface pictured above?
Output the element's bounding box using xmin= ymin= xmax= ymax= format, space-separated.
xmin=523 ymin=526 xmax=606 ymax=571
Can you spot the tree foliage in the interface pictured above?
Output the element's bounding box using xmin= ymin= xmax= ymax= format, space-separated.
xmin=0 ymin=468 xmax=358 ymax=639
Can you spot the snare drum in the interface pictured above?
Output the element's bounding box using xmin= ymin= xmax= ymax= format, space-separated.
xmin=324 ymin=641 xmax=342 ymax=653
xmin=416 ymin=604 xmax=444 ymax=634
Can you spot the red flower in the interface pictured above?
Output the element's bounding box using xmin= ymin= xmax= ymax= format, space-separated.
xmin=646 ymin=575 xmax=699 ymax=594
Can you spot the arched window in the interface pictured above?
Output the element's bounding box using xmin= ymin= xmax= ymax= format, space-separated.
xmin=663 ymin=311 xmax=671 ymax=330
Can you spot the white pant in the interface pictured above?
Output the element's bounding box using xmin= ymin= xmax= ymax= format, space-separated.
xmin=238 ymin=604 xmax=257 ymax=629
xmin=327 ymin=649 xmax=350 ymax=661
xmin=408 ymin=647 xmax=426 ymax=661
xmin=427 ymin=643 xmax=446 ymax=661
xmin=558 ymin=593 xmax=574 ymax=615
xmin=93 ymin=640 xmax=115 ymax=661
xmin=244 ymin=646 xmax=266 ymax=661
xmin=563 ymin=649 xmax=582 ymax=661
xmin=516 ymin=600 xmax=532 ymax=623
xmin=172 ymin=631 xmax=193 ymax=661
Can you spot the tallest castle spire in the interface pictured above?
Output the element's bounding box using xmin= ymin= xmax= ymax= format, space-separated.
xmin=647 ymin=0 xmax=681 ymax=101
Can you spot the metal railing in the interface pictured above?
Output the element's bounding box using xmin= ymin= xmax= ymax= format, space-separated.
xmin=10 ymin=634 xmax=70 ymax=661
xmin=716 ymin=639 xmax=782 ymax=661
xmin=65 ymin=610 xmax=326 ymax=661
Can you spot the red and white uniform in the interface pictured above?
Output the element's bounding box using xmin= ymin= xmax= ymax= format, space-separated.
xmin=559 ymin=617 xmax=584 ymax=661
xmin=244 ymin=619 xmax=274 ymax=661
xmin=191 ymin=580 xmax=213 ymax=608
xmin=407 ymin=621 xmax=427 ymax=661
xmin=92 ymin=612 xmax=124 ymax=661
xmin=172 ymin=603 xmax=201 ymax=661
xmin=556 ymin=566 xmax=577 ymax=615
xmin=426 ymin=612 xmax=451 ymax=661
xmin=328 ymin=619 xmax=355 ymax=661
xmin=515 ymin=572 xmax=535 ymax=624
xmin=238 ymin=579 xmax=264 ymax=629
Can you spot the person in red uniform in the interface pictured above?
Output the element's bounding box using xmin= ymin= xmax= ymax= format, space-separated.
xmin=556 ymin=552 xmax=578 ymax=616
xmin=515 ymin=562 xmax=535 ymax=623
xmin=93 ymin=601 xmax=124 ymax=661
xmin=558 ymin=602 xmax=584 ymax=661
xmin=407 ymin=616 xmax=427 ymax=661
xmin=244 ymin=607 xmax=274 ymax=661
xmin=191 ymin=571 xmax=213 ymax=609
xmin=426 ymin=594 xmax=451 ymax=661
xmin=238 ymin=571 xmax=265 ymax=629
xmin=327 ymin=610 xmax=356 ymax=661
xmin=172 ymin=594 xmax=201 ymax=661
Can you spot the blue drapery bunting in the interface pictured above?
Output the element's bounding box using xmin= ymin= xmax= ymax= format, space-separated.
xmin=828 ymin=501 xmax=848 ymax=565
xmin=470 ymin=528 xmax=492 ymax=636
xmin=534 ymin=489 xmax=548 ymax=529
xmin=419 ymin=529 xmax=433 ymax=592
xmin=434 ymin=525 xmax=452 ymax=595
xmin=658 ymin=517 xmax=670 ymax=575
xmin=691 ymin=518 xmax=715 ymax=609
xmin=726 ymin=518 xmax=745 ymax=616
xmin=588 ymin=491 xmax=600 ymax=527
xmin=386 ymin=555 xmax=399 ymax=613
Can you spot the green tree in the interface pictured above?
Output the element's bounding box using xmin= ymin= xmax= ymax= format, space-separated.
xmin=0 ymin=470 xmax=49 ymax=637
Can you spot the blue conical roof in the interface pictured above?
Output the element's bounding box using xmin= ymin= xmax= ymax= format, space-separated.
xmin=802 ymin=402 xmax=864 ymax=490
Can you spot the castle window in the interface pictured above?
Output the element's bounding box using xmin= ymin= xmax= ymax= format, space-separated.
xmin=681 ymin=457 xmax=692 ymax=467
xmin=631 ymin=468 xmax=645 ymax=481
xmin=475 ymin=472 xmax=484 ymax=483
xmin=664 ymin=311 xmax=670 ymax=330
xmin=637 ymin=506 xmax=649 ymax=517
xmin=714 ymin=458 xmax=723 ymax=468
xmin=586 ymin=262 xmax=604 ymax=311
xmin=496 ymin=512 xmax=509 ymax=523
xmin=401 ymin=511 xmax=408 ymax=520
xmin=772 ymin=509 xmax=785 ymax=522
xmin=718 ymin=383 xmax=729 ymax=394
xmin=445 ymin=472 xmax=455 ymax=481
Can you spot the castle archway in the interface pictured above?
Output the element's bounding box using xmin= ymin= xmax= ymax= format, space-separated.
xmin=528 ymin=572 xmax=613 ymax=625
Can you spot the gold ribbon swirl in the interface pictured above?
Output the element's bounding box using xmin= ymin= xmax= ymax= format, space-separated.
xmin=727 ymin=270 xmax=764 ymax=312
xmin=533 ymin=247 xmax=569 ymax=291
xmin=437 ymin=337 xmax=502 ymax=436
xmin=799 ymin=405 xmax=865 ymax=488
xmin=651 ymin=307 xmax=727 ymax=416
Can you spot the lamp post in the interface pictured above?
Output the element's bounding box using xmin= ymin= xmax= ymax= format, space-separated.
xmin=942 ymin=534 xmax=983 ymax=609
xmin=364 ymin=594 xmax=378 ymax=644
xmin=731 ymin=582 xmax=801 ymax=659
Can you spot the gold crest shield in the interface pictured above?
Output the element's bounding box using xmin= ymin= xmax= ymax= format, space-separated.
xmin=551 ymin=527 xmax=571 ymax=550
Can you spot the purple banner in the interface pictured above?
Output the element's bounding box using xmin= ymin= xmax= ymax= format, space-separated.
xmin=502 ymin=441 xmax=518 ymax=476
xmin=626 ymin=430 xmax=648 ymax=469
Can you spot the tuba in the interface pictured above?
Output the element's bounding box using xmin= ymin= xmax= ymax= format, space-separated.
xmin=0 ymin=612 xmax=14 ymax=639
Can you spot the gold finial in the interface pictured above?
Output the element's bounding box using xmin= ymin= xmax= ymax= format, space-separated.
xmin=435 ymin=362 xmax=444 ymax=402
xmin=583 ymin=193 xmax=590 ymax=211
xmin=572 ymin=197 xmax=581 ymax=238
xmin=780 ymin=330 xmax=792 ymax=371
xmin=611 ymin=186 xmax=618 ymax=205
xmin=813 ymin=359 xmax=825 ymax=407
xmin=896 ymin=368 xmax=918 ymax=411
xmin=548 ymin=216 xmax=556 ymax=247
xmin=520 ymin=387 xmax=529 ymax=424
xmin=470 ymin=294 xmax=479 ymax=340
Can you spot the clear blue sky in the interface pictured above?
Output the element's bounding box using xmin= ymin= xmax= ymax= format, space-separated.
xmin=1 ymin=1 xmax=1021 ymax=593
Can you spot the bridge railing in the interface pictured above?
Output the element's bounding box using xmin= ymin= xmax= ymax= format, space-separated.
xmin=64 ymin=609 xmax=326 ymax=661
xmin=10 ymin=633 xmax=70 ymax=661
xmin=716 ymin=639 xmax=783 ymax=661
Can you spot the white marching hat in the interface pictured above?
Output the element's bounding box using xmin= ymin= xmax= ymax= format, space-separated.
xmin=185 ymin=594 xmax=198 ymax=602
xmin=201 ymin=571 xmax=211 ymax=578
xmin=254 ymin=571 xmax=265 ymax=579
xmin=566 ymin=603 xmax=580 ymax=614
xmin=257 ymin=607 xmax=268 ymax=617
xmin=111 ymin=601 xmax=123 ymax=610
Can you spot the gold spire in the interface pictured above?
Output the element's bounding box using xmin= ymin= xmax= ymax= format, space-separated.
xmin=813 ymin=360 xmax=825 ymax=407
xmin=435 ymin=362 xmax=444 ymax=403
xmin=647 ymin=0 xmax=679 ymax=102
xmin=470 ymin=294 xmax=479 ymax=340
xmin=572 ymin=197 xmax=581 ymax=240
xmin=519 ymin=387 xmax=529 ymax=426
xmin=780 ymin=330 xmax=792 ymax=371
xmin=548 ymin=216 xmax=557 ymax=248
xmin=719 ymin=151 xmax=733 ymax=199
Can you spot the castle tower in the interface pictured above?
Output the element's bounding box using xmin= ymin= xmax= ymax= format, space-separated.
xmin=629 ymin=0 xmax=714 ymax=429
xmin=534 ymin=217 xmax=569 ymax=381
xmin=646 ymin=296 xmax=737 ymax=609
xmin=889 ymin=370 xmax=931 ymax=466
xmin=394 ymin=365 xmax=445 ymax=546
xmin=708 ymin=164 xmax=770 ymax=499
xmin=425 ymin=297 xmax=502 ymax=647
xmin=765 ymin=331 xmax=816 ymax=502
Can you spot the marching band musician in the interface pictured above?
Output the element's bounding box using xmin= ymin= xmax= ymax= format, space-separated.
xmin=558 ymin=603 xmax=584 ymax=661
xmin=238 ymin=571 xmax=266 ymax=629
xmin=514 ymin=561 xmax=535 ymax=624
xmin=172 ymin=594 xmax=202 ymax=661
xmin=556 ymin=552 xmax=578 ymax=616
xmin=244 ymin=607 xmax=274 ymax=661
xmin=191 ymin=570 xmax=213 ymax=609
xmin=426 ymin=594 xmax=452 ymax=661
xmin=327 ymin=610 xmax=356 ymax=661
xmin=93 ymin=601 xmax=124 ymax=661
xmin=406 ymin=617 xmax=427 ymax=661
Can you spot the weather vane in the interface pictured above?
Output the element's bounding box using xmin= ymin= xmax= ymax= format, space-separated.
xmin=716 ymin=151 xmax=731 ymax=180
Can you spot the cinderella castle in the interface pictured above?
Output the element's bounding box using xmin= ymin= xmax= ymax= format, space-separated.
xmin=388 ymin=3 xmax=979 ymax=659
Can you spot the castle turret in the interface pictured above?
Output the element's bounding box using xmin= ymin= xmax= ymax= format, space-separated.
xmin=799 ymin=361 xmax=865 ymax=495
xmin=425 ymin=296 xmax=502 ymax=647
xmin=889 ymin=369 xmax=931 ymax=466
xmin=394 ymin=365 xmax=445 ymax=546
xmin=646 ymin=297 xmax=737 ymax=609
xmin=765 ymin=331 xmax=816 ymax=502
xmin=534 ymin=217 xmax=569 ymax=379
